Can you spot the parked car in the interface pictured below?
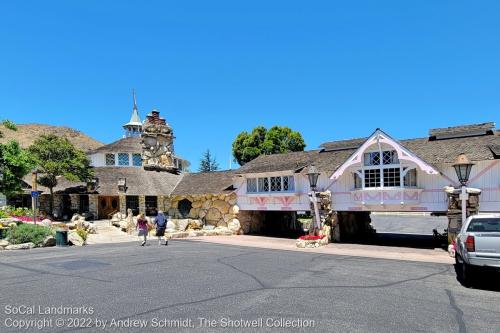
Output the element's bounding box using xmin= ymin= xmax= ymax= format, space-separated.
xmin=455 ymin=214 xmax=500 ymax=286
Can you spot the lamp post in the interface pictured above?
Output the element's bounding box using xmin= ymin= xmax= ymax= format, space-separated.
xmin=31 ymin=170 xmax=38 ymax=225
xmin=306 ymin=165 xmax=322 ymax=234
xmin=452 ymin=154 xmax=474 ymax=227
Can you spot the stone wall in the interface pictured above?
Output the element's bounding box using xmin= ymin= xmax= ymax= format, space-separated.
xmin=119 ymin=194 xmax=127 ymax=215
xmin=165 ymin=193 xmax=239 ymax=228
xmin=238 ymin=210 xmax=265 ymax=234
xmin=89 ymin=194 xmax=98 ymax=218
xmin=446 ymin=187 xmax=481 ymax=243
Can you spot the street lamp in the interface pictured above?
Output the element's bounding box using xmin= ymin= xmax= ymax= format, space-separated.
xmin=452 ymin=154 xmax=474 ymax=226
xmin=306 ymin=165 xmax=322 ymax=233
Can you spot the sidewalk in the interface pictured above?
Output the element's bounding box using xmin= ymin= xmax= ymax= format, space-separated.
xmin=185 ymin=235 xmax=454 ymax=264
xmin=86 ymin=220 xmax=139 ymax=245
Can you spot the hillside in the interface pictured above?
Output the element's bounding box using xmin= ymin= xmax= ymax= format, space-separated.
xmin=0 ymin=123 xmax=104 ymax=152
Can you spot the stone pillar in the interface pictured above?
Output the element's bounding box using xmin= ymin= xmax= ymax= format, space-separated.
xmin=89 ymin=194 xmax=99 ymax=219
xmin=139 ymin=195 xmax=146 ymax=215
xmin=69 ymin=194 xmax=80 ymax=212
xmin=446 ymin=187 xmax=481 ymax=243
xmin=119 ymin=194 xmax=126 ymax=216
xmin=158 ymin=195 xmax=166 ymax=212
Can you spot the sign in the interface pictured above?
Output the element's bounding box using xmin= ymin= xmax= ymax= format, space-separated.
xmin=31 ymin=191 xmax=41 ymax=198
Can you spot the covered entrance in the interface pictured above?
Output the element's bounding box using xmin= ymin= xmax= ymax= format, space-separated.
xmin=259 ymin=211 xmax=303 ymax=238
xmin=98 ymin=196 xmax=120 ymax=219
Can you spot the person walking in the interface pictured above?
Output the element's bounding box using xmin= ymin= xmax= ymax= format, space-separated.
xmin=154 ymin=211 xmax=168 ymax=246
xmin=136 ymin=213 xmax=149 ymax=246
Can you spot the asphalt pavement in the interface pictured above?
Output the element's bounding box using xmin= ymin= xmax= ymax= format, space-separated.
xmin=1 ymin=240 xmax=499 ymax=333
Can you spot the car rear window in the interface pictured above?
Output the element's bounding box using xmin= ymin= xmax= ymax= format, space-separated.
xmin=467 ymin=218 xmax=500 ymax=232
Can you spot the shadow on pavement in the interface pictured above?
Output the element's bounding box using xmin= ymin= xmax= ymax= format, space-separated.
xmin=454 ymin=264 xmax=500 ymax=292
xmin=348 ymin=232 xmax=447 ymax=250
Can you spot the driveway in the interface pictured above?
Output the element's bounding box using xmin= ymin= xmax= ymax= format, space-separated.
xmin=1 ymin=241 xmax=499 ymax=332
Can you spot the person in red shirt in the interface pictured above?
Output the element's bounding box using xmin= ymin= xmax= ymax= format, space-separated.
xmin=136 ymin=213 xmax=149 ymax=246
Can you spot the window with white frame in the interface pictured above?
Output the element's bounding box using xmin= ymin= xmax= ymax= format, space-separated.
xmin=247 ymin=176 xmax=295 ymax=193
xmin=118 ymin=153 xmax=130 ymax=166
xmin=132 ymin=153 xmax=142 ymax=167
xmin=247 ymin=178 xmax=257 ymax=193
xmin=356 ymin=149 xmax=418 ymax=189
xmin=105 ymin=153 xmax=115 ymax=166
xmin=404 ymin=168 xmax=417 ymax=187
xmin=354 ymin=172 xmax=362 ymax=189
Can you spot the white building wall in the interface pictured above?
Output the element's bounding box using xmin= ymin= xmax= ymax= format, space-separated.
xmin=235 ymin=160 xmax=500 ymax=214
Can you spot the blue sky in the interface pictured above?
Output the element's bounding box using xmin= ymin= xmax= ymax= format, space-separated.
xmin=1 ymin=0 xmax=499 ymax=170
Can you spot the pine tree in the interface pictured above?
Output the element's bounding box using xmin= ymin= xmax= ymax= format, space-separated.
xmin=199 ymin=149 xmax=219 ymax=172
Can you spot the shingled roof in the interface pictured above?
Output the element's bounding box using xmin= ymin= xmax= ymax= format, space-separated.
xmin=32 ymin=167 xmax=182 ymax=196
xmin=89 ymin=137 xmax=141 ymax=154
xmin=237 ymin=127 xmax=499 ymax=176
xmin=171 ymin=171 xmax=236 ymax=195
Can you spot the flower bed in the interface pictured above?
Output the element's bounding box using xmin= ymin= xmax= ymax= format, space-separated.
xmin=296 ymin=234 xmax=329 ymax=248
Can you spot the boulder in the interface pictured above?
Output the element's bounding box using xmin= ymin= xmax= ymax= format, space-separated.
xmin=206 ymin=208 xmax=222 ymax=222
xmin=214 ymin=227 xmax=233 ymax=236
xmin=119 ymin=220 xmax=128 ymax=231
xmin=0 ymin=218 xmax=20 ymax=227
xmin=202 ymin=200 xmax=212 ymax=210
xmin=0 ymin=240 xmax=9 ymax=248
xmin=212 ymin=200 xmax=230 ymax=214
xmin=176 ymin=219 xmax=190 ymax=231
xmin=66 ymin=222 xmax=77 ymax=230
xmin=111 ymin=212 xmax=123 ymax=222
xmin=188 ymin=208 xmax=200 ymax=218
xmin=217 ymin=219 xmax=228 ymax=228
xmin=71 ymin=214 xmax=83 ymax=222
xmin=223 ymin=214 xmax=232 ymax=223
xmin=228 ymin=219 xmax=241 ymax=233
xmin=6 ymin=242 xmax=34 ymax=250
xmin=167 ymin=231 xmax=189 ymax=239
xmin=198 ymin=209 xmax=208 ymax=219
xmin=68 ymin=232 xmax=85 ymax=246
xmin=231 ymin=205 xmax=240 ymax=215
xmin=188 ymin=230 xmax=205 ymax=237
xmin=42 ymin=236 xmax=56 ymax=247
xmin=166 ymin=220 xmax=177 ymax=230
xmin=227 ymin=195 xmax=237 ymax=206
xmin=40 ymin=219 xmax=52 ymax=227
xmin=191 ymin=201 xmax=202 ymax=209
xmin=187 ymin=219 xmax=203 ymax=230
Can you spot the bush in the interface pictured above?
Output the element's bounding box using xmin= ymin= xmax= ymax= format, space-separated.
xmin=76 ymin=228 xmax=88 ymax=241
xmin=6 ymin=223 xmax=54 ymax=246
xmin=0 ymin=210 xmax=9 ymax=219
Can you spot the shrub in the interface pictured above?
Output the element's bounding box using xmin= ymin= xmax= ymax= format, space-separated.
xmin=0 ymin=210 xmax=9 ymax=219
xmin=76 ymin=228 xmax=88 ymax=242
xmin=6 ymin=223 xmax=54 ymax=246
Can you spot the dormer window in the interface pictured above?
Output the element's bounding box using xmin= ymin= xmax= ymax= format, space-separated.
xmin=132 ymin=153 xmax=142 ymax=167
xmin=105 ymin=153 xmax=115 ymax=166
xmin=118 ymin=153 xmax=130 ymax=166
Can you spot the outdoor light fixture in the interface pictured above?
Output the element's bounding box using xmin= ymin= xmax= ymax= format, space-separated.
xmin=453 ymin=153 xmax=474 ymax=186
xmin=306 ymin=164 xmax=322 ymax=233
xmin=306 ymin=164 xmax=320 ymax=190
xmin=118 ymin=178 xmax=127 ymax=192
xmin=87 ymin=177 xmax=99 ymax=192
xmin=452 ymin=153 xmax=474 ymax=227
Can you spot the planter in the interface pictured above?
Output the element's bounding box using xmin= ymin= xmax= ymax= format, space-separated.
xmin=296 ymin=236 xmax=329 ymax=248
xmin=55 ymin=230 xmax=68 ymax=247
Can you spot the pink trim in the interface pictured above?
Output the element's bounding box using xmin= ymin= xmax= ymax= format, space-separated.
xmin=422 ymin=189 xmax=445 ymax=193
xmin=332 ymin=192 xmax=351 ymax=195
xmin=469 ymin=160 xmax=500 ymax=183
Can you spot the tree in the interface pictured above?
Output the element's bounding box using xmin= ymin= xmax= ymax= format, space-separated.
xmin=28 ymin=134 xmax=94 ymax=215
xmin=232 ymin=125 xmax=306 ymax=165
xmin=199 ymin=149 xmax=219 ymax=172
xmin=0 ymin=120 xmax=35 ymax=198
xmin=0 ymin=141 xmax=35 ymax=197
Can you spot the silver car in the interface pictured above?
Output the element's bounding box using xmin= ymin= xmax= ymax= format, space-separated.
xmin=455 ymin=214 xmax=500 ymax=286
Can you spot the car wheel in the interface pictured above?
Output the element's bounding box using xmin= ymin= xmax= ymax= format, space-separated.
xmin=462 ymin=262 xmax=474 ymax=288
